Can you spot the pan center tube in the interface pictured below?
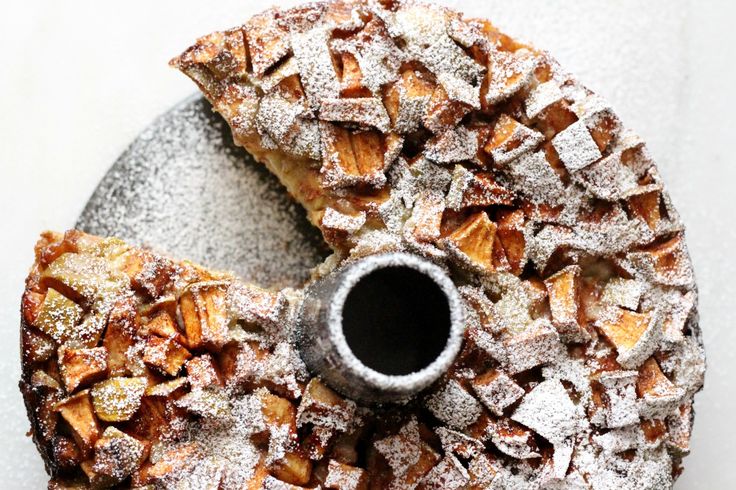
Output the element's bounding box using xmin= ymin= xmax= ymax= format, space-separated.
xmin=297 ymin=253 xmax=464 ymax=403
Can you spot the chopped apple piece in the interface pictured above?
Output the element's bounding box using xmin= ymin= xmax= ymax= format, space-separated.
xmin=385 ymin=69 xmax=434 ymax=134
xmin=589 ymin=370 xmax=639 ymax=429
xmin=484 ymin=49 xmax=536 ymax=106
xmin=59 ymin=347 xmax=108 ymax=392
xmin=628 ymin=234 xmax=694 ymax=287
xmin=42 ymin=252 xmax=127 ymax=302
xmin=142 ymin=310 xmax=180 ymax=340
xmin=484 ymin=114 xmax=544 ymax=165
xmin=320 ymin=97 xmax=391 ymax=133
xmin=407 ymin=192 xmax=445 ymax=244
xmin=636 ymin=357 xmax=684 ymax=418
xmin=54 ymin=390 xmax=100 ymax=456
xmin=445 ymin=212 xmax=497 ymax=272
xmin=259 ymin=388 xmax=297 ymax=432
xmin=471 ymin=369 xmax=524 ymax=416
xmin=436 ymin=427 xmax=485 ymax=460
xmin=537 ymin=100 xmax=578 ymax=137
xmin=172 ymin=27 xmax=248 ymax=99
xmin=325 ymin=459 xmax=368 ymax=490
xmin=179 ymin=281 xmax=230 ymax=350
xmin=228 ymin=283 xmax=287 ymax=333
xmin=666 ymin=404 xmax=693 ymax=455
xmin=21 ymin=325 xmax=56 ymax=364
xmin=92 ymin=427 xmax=146 ymax=484
xmin=544 ymin=265 xmax=590 ymax=342
xmin=489 ymin=418 xmax=540 ymax=459
xmin=34 ymin=288 xmax=83 ymax=343
xmin=551 ymin=120 xmax=601 ymax=172
xmin=601 ymin=278 xmax=643 ymax=311
xmin=425 ymin=380 xmax=482 ymax=430
xmin=424 ymin=85 xmax=471 ymax=133
xmin=417 ymin=454 xmax=469 ymax=489
xmin=175 ymin=386 xmax=231 ymax=418
xmin=461 ymin=173 xmax=515 ymax=208
xmin=640 ymin=418 xmax=667 ymax=444
xmin=628 ymin=191 xmax=661 ymax=230
xmin=339 ymin=52 xmax=366 ymax=98
xmin=321 ymin=208 xmax=367 ymax=241
xmin=186 ymin=354 xmax=222 ymax=389
xmin=320 ymin=121 xmax=360 ymax=185
xmin=218 ymin=340 xmax=272 ymax=390
xmin=425 ymin=126 xmax=478 ymax=163
xmin=467 ymin=453 xmax=499 ymax=489
xmin=103 ymin=298 xmax=138 ymax=375
xmin=496 ymin=210 xmax=526 ymax=275
xmin=402 ymin=69 xmax=435 ymax=99
xmin=128 ymin=395 xmax=186 ymax=443
xmin=90 ymin=377 xmax=147 ymax=422
xmin=501 ymin=319 xmax=562 ymax=374
xmin=144 ymin=443 xmax=199 ymax=482
xmin=269 ymin=451 xmax=313 ymax=486
xmin=351 ymin=130 xmax=386 ymax=180
xmin=599 ymin=311 xmax=649 ymax=351
xmin=297 ymin=378 xmax=356 ymax=432
xmin=373 ymin=419 xmax=440 ymax=488
xmin=38 ymin=230 xmax=85 ymax=266
xmin=588 ymin=111 xmax=619 ymax=153
xmin=22 ymin=287 xmax=45 ymax=327
xmin=115 ymin=249 xmax=175 ymax=298
xmin=244 ymin=9 xmax=290 ymax=77
xmin=81 ymin=459 xmax=116 ymax=489
xmin=597 ymin=308 xmax=661 ymax=369
xmin=303 ymin=425 xmax=335 ymax=460
xmin=319 ymin=122 xmax=388 ymax=188
xmin=261 ymin=475 xmax=316 ymax=490
xmin=525 ymin=81 xmax=564 ymax=120
xmin=143 ymin=335 xmax=192 ymax=376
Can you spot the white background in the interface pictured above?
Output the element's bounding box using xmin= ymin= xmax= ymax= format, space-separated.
xmin=1 ymin=1 xmax=734 ymax=487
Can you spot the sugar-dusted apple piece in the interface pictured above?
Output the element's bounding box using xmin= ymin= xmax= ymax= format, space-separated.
xmin=597 ymin=308 xmax=662 ymax=369
xmin=33 ymin=288 xmax=83 ymax=344
xmin=90 ymin=427 xmax=147 ymax=486
xmin=471 ymin=369 xmax=524 ymax=416
xmin=90 ymin=377 xmax=147 ymax=422
xmin=324 ymin=459 xmax=368 ymax=490
xmin=54 ymin=390 xmax=100 ymax=457
xmin=58 ymin=347 xmax=108 ymax=393
xmin=142 ymin=335 xmax=192 ymax=376
xmin=179 ymin=281 xmax=231 ymax=350
xmin=443 ymin=212 xmax=497 ymax=273
xmin=544 ymin=265 xmax=590 ymax=342
xmin=297 ymin=378 xmax=356 ymax=432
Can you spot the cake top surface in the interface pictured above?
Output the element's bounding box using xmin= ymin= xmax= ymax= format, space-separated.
xmin=20 ymin=1 xmax=703 ymax=488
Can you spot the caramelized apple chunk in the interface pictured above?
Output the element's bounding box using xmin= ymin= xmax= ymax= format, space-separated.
xmin=143 ymin=335 xmax=192 ymax=377
xmin=92 ymin=427 xmax=146 ymax=485
xmin=90 ymin=377 xmax=147 ymax=422
xmin=179 ymin=281 xmax=231 ymax=350
xmin=54 ymin=390 xmax=101 ymax=456
xmin=34 ymin=288 xmax=83 ymax=344
xmin=59 ymin=347 xmax=109 ymax=393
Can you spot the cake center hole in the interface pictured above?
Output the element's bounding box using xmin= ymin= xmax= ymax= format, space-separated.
xmin=341 ymin=265 xmax=451 ymax=376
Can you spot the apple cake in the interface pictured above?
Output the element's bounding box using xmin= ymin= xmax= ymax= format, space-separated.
xmin=20 ymin=0 xmax=704 ymax=488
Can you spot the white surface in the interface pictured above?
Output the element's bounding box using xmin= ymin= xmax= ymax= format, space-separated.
xmin=0 ymin=1 xmax=734 ymax=487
